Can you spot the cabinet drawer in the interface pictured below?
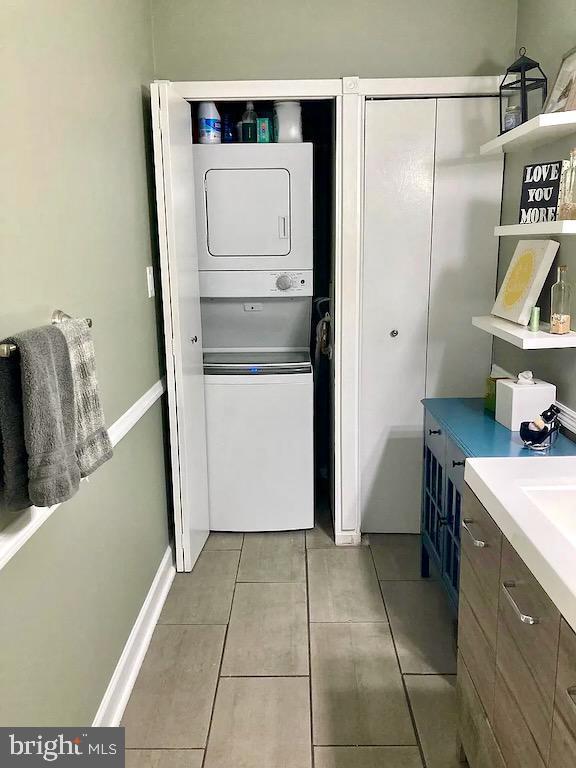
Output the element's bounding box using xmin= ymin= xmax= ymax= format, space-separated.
xmin=494 ymin=670 xmax=546 ymax=768
xmin=459 ymin=590 xmax=497 ymax=721
xmin=549 ymin=619 xmax=576 ymax=767
xmin=446 ymin=441 xmax=466 ymax=494
xmin=460 ymin=486 xmax=502 ymax=619
xmin=424 ymin=411 xmax=446 ymax=463
xmin=494 ymin=538 xmax=561 ymax=768
xmin=458 ymin=654 xmax=506 ymax=768
xmin=458 ymin=488 xmax=501 ymax=720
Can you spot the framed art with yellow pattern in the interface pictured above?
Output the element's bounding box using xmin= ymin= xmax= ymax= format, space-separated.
xmin=492 ymin=239 xmax=560 ymax=325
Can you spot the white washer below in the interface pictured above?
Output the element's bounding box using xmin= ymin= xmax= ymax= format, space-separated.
xmin=204 ymin=351 xmax=314 ymax=532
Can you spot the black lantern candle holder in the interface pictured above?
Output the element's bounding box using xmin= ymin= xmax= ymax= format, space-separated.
xmin=499 ymin=47 xmax=547 ymax=134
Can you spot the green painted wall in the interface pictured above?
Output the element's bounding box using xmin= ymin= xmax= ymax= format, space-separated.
xmin=0 ymin=404 xmax=169 ymax=726
xmin=151 ymin=0 xmax=518 ymax=81
xmin=493 ymin=0 xmax=576 ymax=406
xmin=0 ymin=0 xmax=170 ymax=725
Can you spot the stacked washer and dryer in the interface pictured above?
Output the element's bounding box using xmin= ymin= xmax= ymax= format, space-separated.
xmin=193 ymin=143 xmax=315 ymax=532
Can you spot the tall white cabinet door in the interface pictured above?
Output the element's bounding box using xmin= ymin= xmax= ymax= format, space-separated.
xmin=426 ymin=98 xmax=503 ymax=397
xmin=360 ymin=100 xmax=436 ymax=533
xmin=151 ymin=82 xmax=210 ymax=571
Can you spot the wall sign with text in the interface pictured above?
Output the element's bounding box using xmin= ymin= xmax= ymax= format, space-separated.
xmin=519 ymin=161 xmax=562 ymax=224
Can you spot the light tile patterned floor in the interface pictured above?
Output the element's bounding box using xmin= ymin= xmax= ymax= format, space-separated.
xmin=122 ymin=527 xmax=459 ymax=767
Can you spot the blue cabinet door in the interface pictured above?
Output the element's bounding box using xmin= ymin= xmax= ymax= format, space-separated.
xmin=422 ymin=442 xmax=445 ymax=562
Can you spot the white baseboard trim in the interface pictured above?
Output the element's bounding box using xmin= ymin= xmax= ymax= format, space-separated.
xmin=335 ymin=532 xmax=362 ymax=546
xmin=92 ymin=546 xmax=175 ymax=727
xmin=0 ymin=378 xmax=167 ymax=572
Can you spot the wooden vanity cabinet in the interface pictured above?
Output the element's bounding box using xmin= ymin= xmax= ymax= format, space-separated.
xmin=549 ymin=619 xmax=576 ymax=767
xmin=458 ymin=486 xmax=502 ymax=720
xmin=458 ymin=656 xmax=506 ymax=768
xmin=458 ymin=486 xmax=567 ymax=768
xmin=494 ymin=538 xmax=561 ymax=768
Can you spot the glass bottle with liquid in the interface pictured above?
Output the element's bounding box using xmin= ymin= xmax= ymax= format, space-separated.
xmin=241 ymin=101 xmax=258 ymax=143
xmin=550 ymin=265 xmax=572 ymax=334
xmin=558 ymin=148 xmax=576 ymax=221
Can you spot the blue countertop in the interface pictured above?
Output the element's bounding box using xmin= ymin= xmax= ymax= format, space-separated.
xmin=422 ymin=398 xmax=576 ymax=458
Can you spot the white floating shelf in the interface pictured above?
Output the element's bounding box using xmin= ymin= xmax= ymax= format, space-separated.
xmin=480 ymin=111 xmax=576 ymax=156
xmin=495 ymin=221 xmax=576 ymax=237
xmin=472 ymin=315 xmax=576 ymax=349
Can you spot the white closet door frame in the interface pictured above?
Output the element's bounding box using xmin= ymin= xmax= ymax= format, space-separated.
xmin=173 ymin=80 xmax=342 ymax=101
xmin=160 ymin=76 xmax=501 ymax=547
xmin=166 ymin=79 xmax=350 ymax=543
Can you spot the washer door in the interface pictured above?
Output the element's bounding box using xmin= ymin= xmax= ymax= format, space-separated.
xmin=204 ymin=372 xmax=314 ymax=531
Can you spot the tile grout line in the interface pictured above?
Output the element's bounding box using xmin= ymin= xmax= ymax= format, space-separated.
xmin=305 ymin=546 xmax=315 ymax=768
xmin=309 ymin=619 xmax=390 ymax=624
xmin=368 ymin=543 xmax=428 ymax=768
xmin=208 ymin=674 xmax=312 ymax=680
xmin=200 ymin=540 xmax=243 ymax=768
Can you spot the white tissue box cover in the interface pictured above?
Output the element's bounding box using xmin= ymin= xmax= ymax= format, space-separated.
xmin=495 ymin=378 xmax=556 ymax=431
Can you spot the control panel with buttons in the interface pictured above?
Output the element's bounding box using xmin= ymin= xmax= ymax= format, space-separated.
xmin=200 ymin=269 xmax=313 ymax=297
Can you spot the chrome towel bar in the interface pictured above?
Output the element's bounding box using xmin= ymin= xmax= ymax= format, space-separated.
xmin=0 ymin=310 xmax=93 ymax=358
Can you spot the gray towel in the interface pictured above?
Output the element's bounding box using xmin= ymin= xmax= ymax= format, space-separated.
xmin=0 ymin=354 xmax=31 ymax=512
xmin=57 ymin=319 xmax=112 ymax=477
xmin=6 ymin=325 xmax=80 ymax=507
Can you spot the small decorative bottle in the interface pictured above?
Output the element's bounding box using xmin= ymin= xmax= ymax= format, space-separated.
xmin=550 ymin=265 xmax=572 ymax=334
xmin=558 ymin=149 xmax=576 ymax=220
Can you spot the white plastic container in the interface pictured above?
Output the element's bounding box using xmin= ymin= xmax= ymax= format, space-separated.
xmin=198 ymin=102 xmax=221 ymax=144
xmin=274 ymin=101 xmax=302 ymax=143
xmin=495 ymin=372 xmax=556 ymax=431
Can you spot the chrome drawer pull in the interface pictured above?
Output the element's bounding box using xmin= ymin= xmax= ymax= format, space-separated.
xmin=429 ymin=428 xmax=442 ymax=435
xmin=462 ymin=520 xmax=486 ymax=548
xmin=567 ymin=686 xmax=576 ymax=708
xmin=452 ymin=460 xmax=465 ymax=468
xmin=502 ymin=581 xmax=539 ymax=625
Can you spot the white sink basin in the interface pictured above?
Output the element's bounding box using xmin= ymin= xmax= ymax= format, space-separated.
xmin=522 ymin=484 xmax=576 ymax=546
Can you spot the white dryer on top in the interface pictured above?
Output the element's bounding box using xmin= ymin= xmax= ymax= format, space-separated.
xmin=193 ymin=143 xmax=313 ymax=272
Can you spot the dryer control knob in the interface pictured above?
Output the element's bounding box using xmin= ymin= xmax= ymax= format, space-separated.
xmin=276 ymin=274 xmax=293 ymax=291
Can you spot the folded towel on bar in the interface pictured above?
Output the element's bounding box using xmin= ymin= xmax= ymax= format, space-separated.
xmin=57 ymin=319 xmax=112 ymax=477
xmin=6 ymin=325 xmax=80 ymax=507
xmin=0 ymin=353 xmax=31 ymax=512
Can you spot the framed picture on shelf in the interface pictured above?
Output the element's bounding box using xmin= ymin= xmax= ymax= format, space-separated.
xmin=492 ymin=239 xmax=559 ymax=326
xmin=544 ymin=46 xmax=576 ymax=113
xmin=519 ymin=160 xmax=562 ymax=223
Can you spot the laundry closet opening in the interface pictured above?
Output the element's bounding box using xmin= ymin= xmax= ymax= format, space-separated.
xmin=188 ymin=97 xmax=337 ymax=539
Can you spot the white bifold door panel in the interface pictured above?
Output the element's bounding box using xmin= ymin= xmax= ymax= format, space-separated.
xmin=360 ymin=96 xmax=503 ymax=533
xmin=426 ymin=98 xmax=503 ymax=397
xmin=206 ymin=169 xmax=291 ymax=256
xmin=360 ymin=99 xmax=436 ymax=534
xmin=151 ymin=82 xmax=210 ymax=571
